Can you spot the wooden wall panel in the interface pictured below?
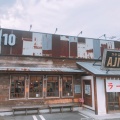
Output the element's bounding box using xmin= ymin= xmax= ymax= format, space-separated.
xmin=70 ymin=42 xmax=77 ymax=57
xmin=52 ymin=35 xmax=60 ymax=57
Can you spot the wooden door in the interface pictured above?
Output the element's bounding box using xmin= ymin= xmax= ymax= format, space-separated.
xmin=83 ymin=80 xmax=92 ymax=107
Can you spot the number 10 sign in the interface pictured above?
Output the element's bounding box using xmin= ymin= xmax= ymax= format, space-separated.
xmin=0 ymin=29 xmax=16 ymax=46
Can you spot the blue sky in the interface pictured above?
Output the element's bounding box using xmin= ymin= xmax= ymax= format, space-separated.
xmin=0 ymin=0 xmax=120 ymax=40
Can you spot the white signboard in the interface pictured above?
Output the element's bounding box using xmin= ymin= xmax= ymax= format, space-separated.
xmin=106 ymin=79 xmax=120 ymax=92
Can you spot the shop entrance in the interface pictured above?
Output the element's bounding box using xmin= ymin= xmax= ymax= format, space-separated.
xmin=83 ymin=80 xmax=92 ymax=107
xmin=107 ymin=92 xmax=120 ymax=112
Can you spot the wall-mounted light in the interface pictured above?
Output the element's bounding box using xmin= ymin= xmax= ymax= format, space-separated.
xmin=29 ymin=24 xmax=32 ymax=31
xmin=77 ymin=31 xmax=82 ymax=37
xmin=98 ymin=34 xmax=106 ymax=39
xmin=54 ymin=28 xmax=57 ymax=34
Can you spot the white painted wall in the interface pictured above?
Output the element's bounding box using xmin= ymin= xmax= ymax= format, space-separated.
xmin=96 ymin=77 xmax=106 ymax=115
xmin=22 ymin=32 xmax=43 ymax=56
xmin=77 ymin=43 xmax=86 ymax=58
xmin=81 ymin=76 xmax=107 ymax=115
xmin=22 ymin=41 xmax=33 ymax=55
xmin=81 ymin=76 xmax=95 ymax=110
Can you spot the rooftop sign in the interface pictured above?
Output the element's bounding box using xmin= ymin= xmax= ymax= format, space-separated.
xmin=0 ymin=29 xmax=16 ymax=46
xmin=101 ymin=49 xmax=120 ymax=70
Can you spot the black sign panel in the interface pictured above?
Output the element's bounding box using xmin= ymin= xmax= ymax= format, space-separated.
xmin=101 ymin=49 xmax=120 ymax=70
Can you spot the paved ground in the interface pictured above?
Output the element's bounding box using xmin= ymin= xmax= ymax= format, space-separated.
xmin=1 ymin=108 xmax=120 ymax=120
xmin=0 ymin=116 xmax=4 ymax=120
xmin=104 ymin=119 xmax=120 ymax=120
xmin=79 ymin=108 xmax=120 ymax=120
xmin=0 ymin=112 xmax=93 ymax=120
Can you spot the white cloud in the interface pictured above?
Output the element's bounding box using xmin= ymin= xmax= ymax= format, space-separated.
xmin=0 ymin=0 xmax=120 ymax=40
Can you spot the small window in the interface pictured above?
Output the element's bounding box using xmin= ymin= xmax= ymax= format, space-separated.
xmin=10 ymin=76 xmax=25 ymax=99
xmin=29 ymin=76 xmax=43 ymax=98
xmin=47 ymin=76 xmax=59 ymax=97
xmin=62 ymin=76 xmax=73 ymax=97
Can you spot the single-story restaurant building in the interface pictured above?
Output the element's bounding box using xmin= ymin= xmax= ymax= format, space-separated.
xmin=0 ymin=28 xmax=120 ymax=115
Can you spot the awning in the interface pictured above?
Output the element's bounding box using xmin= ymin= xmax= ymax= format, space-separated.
xmin=0 ymin=67 xmax=84 ymax=73
xmin=77 ymin=62 xmax=120 ymax=76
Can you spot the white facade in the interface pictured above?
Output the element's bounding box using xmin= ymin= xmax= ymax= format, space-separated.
xmin=81 ymin=76 xmax=107 ymax=115
xmin=96 ymin=77 xmax=106 ymax=115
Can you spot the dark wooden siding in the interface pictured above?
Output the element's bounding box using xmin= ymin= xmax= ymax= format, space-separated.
xmin=52 ymin=35 xmax=60 ymax=57
xmin=114 ymin=41 xmax=120 ymax=50
xmin=70 ymin=42 xmax=77 ymax=57
xmin=60 ymin=40 xmax=69 ymax=57
xmin=1 ymin=28 xmax=120 ymax=59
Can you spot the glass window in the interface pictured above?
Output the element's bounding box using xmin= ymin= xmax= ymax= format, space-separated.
xmin=47 ymin=76 xmax=59 ymax=97
xmin=83 ymin=80 xmax=91 ymax=96
xmin=62 ymin=76 xmax=73 ymax=97
xmin=107 ymin=92 xmax=120 ymax=111
xmin=29 ymin=76 xmax=43 ymax=98
xmin=10 ymin=76 xmax=25 ymax=99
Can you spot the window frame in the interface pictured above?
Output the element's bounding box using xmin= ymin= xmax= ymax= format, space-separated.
xmin=46 ymin=75 xmax=60 ymax=98
xmin=61 ymin=75 xmax=74 ymax=98
xmin=9 ymin=75 xmax=26 ymax=100
xmin=28 ymin=75 xmax=44 ymax=99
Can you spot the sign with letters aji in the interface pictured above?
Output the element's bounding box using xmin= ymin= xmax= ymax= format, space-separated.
xmin=101 ymin=49 xmax=120 ymax=70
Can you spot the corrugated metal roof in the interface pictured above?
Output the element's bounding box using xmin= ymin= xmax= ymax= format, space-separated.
xmin=0 ymin=67 xmax=84 ymax=73
xmin=76 ymin=62 xmax=120 ymax=76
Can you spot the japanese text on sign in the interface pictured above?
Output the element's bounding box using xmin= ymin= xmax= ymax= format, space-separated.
xmin=106 ymin=79 xmax=120 ymax=92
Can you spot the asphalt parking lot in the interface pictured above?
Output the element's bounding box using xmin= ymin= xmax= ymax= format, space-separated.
xmin=0 ymin=111 xmax=92 ymax=120
xmin=1 ymin=111 xmax=120 ymax=120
